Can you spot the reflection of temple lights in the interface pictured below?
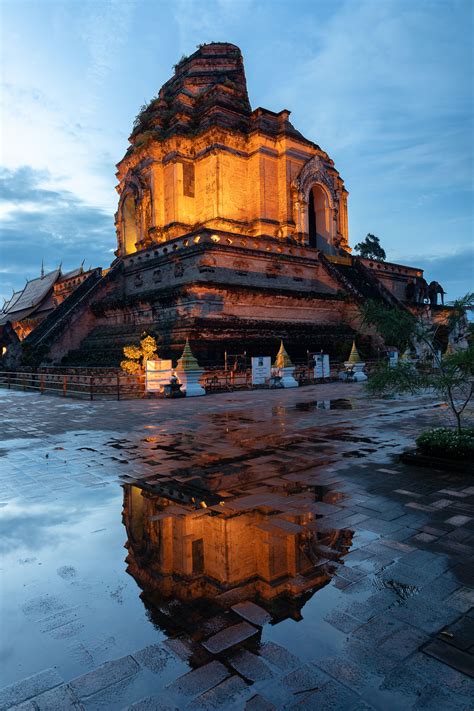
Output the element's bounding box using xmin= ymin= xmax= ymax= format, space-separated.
xmin=123 ymin=483 xmax=354 ymax=626
xmin=1 ymin=346 xmax=6 ymax=356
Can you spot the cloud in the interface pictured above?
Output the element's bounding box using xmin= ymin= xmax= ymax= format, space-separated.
xmin=0 ymin=166 xmax=115 ymax=302
xmin=0 ymin=81 xmax=119 ymax=211
xmin=0 ymin=0 xmax=471 ymax=307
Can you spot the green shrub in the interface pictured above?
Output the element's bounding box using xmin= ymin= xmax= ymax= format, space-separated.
xmin=416 ymin=427 xmax=474 ymax=461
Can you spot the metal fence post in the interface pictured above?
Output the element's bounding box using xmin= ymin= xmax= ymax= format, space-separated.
xmin=117 ymin=373 xmax=120 ymax=401
xmin=90 ymin=376 xmax=94 ymax=401
xmin=63 ymin=375 xmax=67 ymax=397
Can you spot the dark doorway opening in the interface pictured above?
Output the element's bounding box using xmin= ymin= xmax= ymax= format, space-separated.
xmin=192 ymin=538 xmax=204 ymax=574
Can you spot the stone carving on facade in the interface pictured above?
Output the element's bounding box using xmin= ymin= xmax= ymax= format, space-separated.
xmin=141 ymin=190 xmax=152 ymax=236
xmin=293 ymin=155 xmax=337 ymax=206
xmin=266 ymin=261 xmax=282 ymax=279
xmin=233 ymin=258 xmax=249 ymax=274
xmin=334 ymin=232 xmax=344 ymax=249
xmin=174 ymin=260 xmax=184 ymax=278
xmin=149 ymin=226 xmax=165 ymax=243
xmin=153 ymin=269 xmax=162 ymax=283
xmin=428 ymin=280 xmax=446 ymax=306
xmin=117 ymin=169 xmax=153 ymax=254
xmin=291 ymin=155 xmax=340 ymax=241
xmin=198 ymin=255 xmax=216 ymax=273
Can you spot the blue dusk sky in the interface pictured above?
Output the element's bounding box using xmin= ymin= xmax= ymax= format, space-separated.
xmin=0 ymin=0 xmax=472 ymax=303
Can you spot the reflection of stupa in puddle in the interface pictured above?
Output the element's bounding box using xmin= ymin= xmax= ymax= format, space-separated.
xmin=123 ymin=484 xmax=352 ymax=654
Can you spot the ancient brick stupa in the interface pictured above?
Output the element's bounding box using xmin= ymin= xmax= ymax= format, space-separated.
xmin=7 ymin=43 xmax=444 ymax=368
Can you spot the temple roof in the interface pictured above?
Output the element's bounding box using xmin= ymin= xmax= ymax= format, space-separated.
xmin=59 ymin=266 xmax=84 ymax=281
xmin=0 ymin=269 xmax=60 ymax=324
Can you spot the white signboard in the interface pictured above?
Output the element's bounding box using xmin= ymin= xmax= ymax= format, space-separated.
xmin=388 ymin=350 xmax=398 ymax=368
xmin=146 ymin=359 xmax=173 ymax=392
xmin=314 ymin=354 xmax=330 ymax=379
xmin=323 ymin=354 xmax=330 ymax=378
xmin=251 ymin=356 xmax=271 ymax=385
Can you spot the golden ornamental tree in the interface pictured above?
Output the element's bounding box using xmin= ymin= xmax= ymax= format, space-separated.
xmin=120 ymin=334 xmax=158 ymax=375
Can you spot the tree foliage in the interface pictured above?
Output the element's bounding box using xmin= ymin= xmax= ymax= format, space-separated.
xmin=354 ymin=234 xmax=386 ymax=261
xmin=120 ymin=333 xmax=158 ymax=375
xmin=362 ymin=294 xmax=474 ymax=433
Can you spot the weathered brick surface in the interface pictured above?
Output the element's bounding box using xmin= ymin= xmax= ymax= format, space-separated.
xmin=231 ymin=601 xmax=271 ymax=627
xmin=201 ymin=622 xmax=258 ymax=654
xmin=69 ymin=656 xmax=139 ymax=699
xmin=193 ymin=675 xmax=249 ymax=709
xmin=30 ymin=683 xmax=84 ymax=710
xmin=0 ymin=668 xmax=63 ymax=711
xmin=228 ymin=649 xmax=274 ymax=682
xmin=167 ymin=661 xmax=229 ymax=697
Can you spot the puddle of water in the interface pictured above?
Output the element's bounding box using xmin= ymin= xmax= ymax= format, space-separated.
xmin=325 ymin=432 xmax=375 ymax=443
xmin=375 ymin=578 xmax=420 ymax=603
xmin=0 ymin=394 xmax=456 ymax=707
xmin=123 ymin=482 xmax=353 ymax=643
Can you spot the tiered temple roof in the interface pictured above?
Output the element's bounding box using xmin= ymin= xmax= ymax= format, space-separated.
xmin=0 ymin=264 xmax=91 ymax=328
xmin=0 ymin=269 xmax=60 ymax=325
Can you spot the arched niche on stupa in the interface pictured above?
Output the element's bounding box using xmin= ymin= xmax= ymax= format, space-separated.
xmin=292 ymin=155 xmax=347 ymax=253
xmin=122 ymin=193 xmax=138 ymax=255
xmin=308 ymin=182 xmax=334 ymax=250
xmin=116 ymin=171 xmax=153 ymax=256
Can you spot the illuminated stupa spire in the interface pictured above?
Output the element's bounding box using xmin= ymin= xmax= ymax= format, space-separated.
xmin=347 ymin=340 xmax=362 ymax=364
xmin=176 ymin=338 xmax=200 ymax=371
xmin=274 ymin=340 xmax=293 ymax=368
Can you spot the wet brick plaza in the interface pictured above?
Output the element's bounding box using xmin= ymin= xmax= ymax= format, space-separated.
xmin=0 ymin=383 xmax=473 ymax=710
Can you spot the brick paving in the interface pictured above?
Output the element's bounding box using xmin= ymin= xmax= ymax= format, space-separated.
xmin=0 ymin=384 xmax=473 ymax=709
